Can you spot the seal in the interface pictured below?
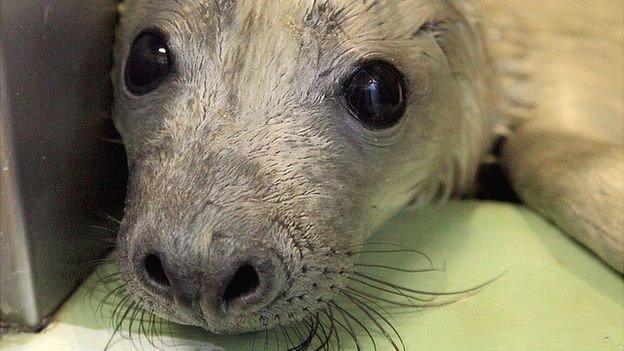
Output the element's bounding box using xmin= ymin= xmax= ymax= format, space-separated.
xmin=110 ymin=0 xmax=624 ymax=342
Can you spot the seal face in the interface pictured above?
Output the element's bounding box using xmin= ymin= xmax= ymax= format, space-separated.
xmin=112 ymin=0 xmax=493 ymax=334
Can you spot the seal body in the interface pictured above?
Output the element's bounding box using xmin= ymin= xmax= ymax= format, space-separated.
xmin=111 ymin=0 xmax=624 ymax=335
xmin=479 ymin=0 xmax=624 ymax=272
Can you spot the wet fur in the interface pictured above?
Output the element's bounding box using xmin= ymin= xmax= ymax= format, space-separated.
xmin=111 ymin=0 xmax=624 ymax=342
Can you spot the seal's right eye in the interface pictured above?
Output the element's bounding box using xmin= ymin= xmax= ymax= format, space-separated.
xmin=125 ymin=30 xmax=172 ymax=95
xmin=342 ymin=61 xmax=406 ymax=130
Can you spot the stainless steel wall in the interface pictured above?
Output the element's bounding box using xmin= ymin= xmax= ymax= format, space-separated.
xmin=1 ymin=0 xmax=126 ymax=330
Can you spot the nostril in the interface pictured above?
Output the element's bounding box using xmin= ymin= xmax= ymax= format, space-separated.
xmin=143 ymin=254 xmax=171 ymax=287
xmin=222 ymin=263 xmax=259 ymax=304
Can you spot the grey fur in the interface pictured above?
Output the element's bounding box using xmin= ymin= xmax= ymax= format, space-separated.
xmin=112 ymin=0 xmax=623 ymax=335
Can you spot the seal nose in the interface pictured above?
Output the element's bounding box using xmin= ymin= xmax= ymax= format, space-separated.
xmin=141 ymin=253 xmax=199 ymax=308
xmin=143 ymin=253 xmax=171 ymax=288
xmin=209 ymin=257 xmax=280 ymax=317
xmin=222 ymin=263 xmax=260 ymax=304
xmin=138 ymin=251 xmax=281 ymax=317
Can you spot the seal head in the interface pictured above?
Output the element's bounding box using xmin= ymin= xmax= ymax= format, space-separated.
xmin=112 ymin=0 xmax=493 ymax=334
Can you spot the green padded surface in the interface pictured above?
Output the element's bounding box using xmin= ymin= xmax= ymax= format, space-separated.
xmin=2 ymin=201 xmax=623 ymax=350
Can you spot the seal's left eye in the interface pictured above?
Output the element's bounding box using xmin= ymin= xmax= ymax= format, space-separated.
xmin=125 ymin=30 xmax=172 ymax=95
xmin=342 ymin=61 xmax=406 ymax=129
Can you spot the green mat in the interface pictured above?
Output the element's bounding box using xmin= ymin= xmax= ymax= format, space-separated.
xmin=2 ymin=201 xmax=623 ymax=350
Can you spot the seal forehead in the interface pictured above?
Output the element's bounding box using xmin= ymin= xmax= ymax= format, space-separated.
xmin=119 ymin=0 xmax=459 ymax=97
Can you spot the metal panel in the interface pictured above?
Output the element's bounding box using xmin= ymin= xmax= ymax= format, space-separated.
xmin=1 ymin=0 xmax=126 ymax=330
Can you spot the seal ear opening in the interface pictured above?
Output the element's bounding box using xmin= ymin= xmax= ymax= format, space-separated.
xmin=222 ymin=263 xmax=260 ymax=304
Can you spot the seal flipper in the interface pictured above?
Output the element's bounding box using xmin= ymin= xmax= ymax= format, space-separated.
xmin=502 ymin=124 xmax=624 ymax=273
xmin=482 ymin=0 xmax=624 ymax=273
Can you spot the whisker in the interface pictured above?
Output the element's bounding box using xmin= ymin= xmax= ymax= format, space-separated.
xmin=156 ymin=313 xmax=166 ymax=349
xmin=111 ymin=295 xmax=132 ymax=327
xmin=350 ymin=249 xmax=431 ymax=258
xmin=291 ymin=318 xmax=312 ymax=351
xmin=330 ymin=301 xmax=377 ymax=351
xmin=149 ymin=310 xmax=162 ymax=350
xmin=320 ymin=307 xmax=340 ymax=351
xmin=342 ymin=293 xmax=402 ymax=351
xmin=354 ymin=263 xmax=441 ymax=273
xmin=344 ymin=242 xmax=434 ymax=268
xmin=126 ymin=304 xmax=142 ymax=349
xmin=146 ymin=309 xmax=158 ymax=350
xmin=354 ymin=297 xmax=407 ymax=350
xmin=280 ymin=326 xmax=293 ymax=350
xmin=322 ymin=307 xmax=340 ymax=351
xmin=314 ymin=312 xmax=332 ymax=351
xmin=251 ymin=327 xmax=258 ymax=351
xmin=354 ymin=271 xmax=502 ymax=296
xmin=94 ymin=271 xmax=123 ymax=286
xmin=301 ymin=315 xmax=320 ymax=350
xmin=86 ymin=224 xmax=119 ymax=235
xmin=341 ymin=289 xmax=394 ymax=317
xmin=344 ymin=286 xmax=423 ymax=308
xmin=286 ymin=324 xmax=301 ymax=351
xmin=137 ymin=309 xmax=147 ymax=350
xmin=328 ymin=304 xmax=361 ymax=351
xmin=96 ymin=211 xmax=122 ymax=224
xmin=273 ymin=327 xmax=281 ymax=351
xmin=348 ymin=276 xmax=435 ymax=302
xmin=105 ymin=298 xmax=134 ymax=350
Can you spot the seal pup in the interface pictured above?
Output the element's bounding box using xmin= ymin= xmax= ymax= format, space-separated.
xmin=110 ymin=0 xmax=624 ymax=341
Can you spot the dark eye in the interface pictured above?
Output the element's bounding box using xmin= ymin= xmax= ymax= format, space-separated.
xmin=342 ymin=61 xmax=406 ymax=129
xmin=125 ymin=30 xmax=172 ymax=95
